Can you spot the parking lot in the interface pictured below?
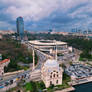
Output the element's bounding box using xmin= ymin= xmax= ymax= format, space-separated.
xmin=65 ymin=63 xmax=92 ymax=80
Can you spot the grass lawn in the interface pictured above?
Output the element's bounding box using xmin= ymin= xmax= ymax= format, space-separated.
xmin=24 ymin=81 xmax=45 ymax=92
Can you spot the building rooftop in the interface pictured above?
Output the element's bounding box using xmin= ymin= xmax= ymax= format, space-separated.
xmin=44 ymin=59 xmax=59 ymax=67
xmin=29 ymin=40 xmax=67 ymax=46
xmin=0 ymin=59 xmax=10 ymax=65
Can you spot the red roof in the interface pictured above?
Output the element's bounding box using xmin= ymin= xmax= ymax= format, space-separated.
xmin=0 ymin=59 xmax=10 ymax=64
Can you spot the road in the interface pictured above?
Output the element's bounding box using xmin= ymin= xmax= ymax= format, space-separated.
xmin=0 ymin=43 xmax=49 ymax=91
xmin=0 ymin=69 xmax=31 ymax=91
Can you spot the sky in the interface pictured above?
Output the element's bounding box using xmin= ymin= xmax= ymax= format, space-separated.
xmin=0 ymin=0 xmax=92 ymax=32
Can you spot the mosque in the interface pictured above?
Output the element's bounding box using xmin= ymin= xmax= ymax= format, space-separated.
xmin=41 ymin=59 xmax=63 ymax=88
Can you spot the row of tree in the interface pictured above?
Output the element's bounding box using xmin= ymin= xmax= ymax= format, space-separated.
xmin=0 ymin=35 xmax=37 ymax=72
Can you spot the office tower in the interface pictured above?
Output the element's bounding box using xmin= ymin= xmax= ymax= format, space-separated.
xmin=16 ymin=17 xmax=24 ymax=40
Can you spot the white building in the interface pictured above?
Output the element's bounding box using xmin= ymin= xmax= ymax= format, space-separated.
xmin=41 ymin=59 xmax=63 ymax=88
xmin=0 ymin=59 xmax=10 ymax=77
xmin=28 ymin=40 xmax=69 ymax=54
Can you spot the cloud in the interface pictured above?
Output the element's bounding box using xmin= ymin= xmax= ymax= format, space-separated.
xmin=0 ymin=0 xmax=92 ymax=31
xmin=0 ymin=21 xmax=15 ymax=30
xmin=0 ymin=0 xmax=90 ymax=21
xmin=69 ymin=3 xmax=92 ymax=18
xmin=59 ymin=0 xmax=89 ymax=11
xmin=1 ymin=0 xmax=60 ymax=21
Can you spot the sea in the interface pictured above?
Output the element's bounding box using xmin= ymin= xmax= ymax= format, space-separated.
xmin=71 ymin=82 xmax=92 ymax=92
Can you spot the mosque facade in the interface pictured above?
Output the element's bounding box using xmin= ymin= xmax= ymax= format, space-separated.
xmin=41 ymin=59 xmax=63 ymax=88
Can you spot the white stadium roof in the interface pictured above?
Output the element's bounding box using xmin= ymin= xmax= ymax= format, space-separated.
xmin=29 ymin=40 xmax=67 ymax=46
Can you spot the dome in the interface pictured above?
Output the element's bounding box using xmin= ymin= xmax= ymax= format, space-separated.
xmin=44 ymin=59 xmax=59 ymax=67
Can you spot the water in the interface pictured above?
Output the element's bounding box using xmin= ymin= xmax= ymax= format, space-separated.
xmin=72 ymin=82 xmax=92 ymax=92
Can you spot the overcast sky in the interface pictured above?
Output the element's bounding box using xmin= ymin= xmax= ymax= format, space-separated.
xmin=0 ymin=0 xmax=92 ymax=32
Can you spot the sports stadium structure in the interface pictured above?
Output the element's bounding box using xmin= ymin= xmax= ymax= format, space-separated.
xmin=28 ymin=40 xmax=72 ymax=54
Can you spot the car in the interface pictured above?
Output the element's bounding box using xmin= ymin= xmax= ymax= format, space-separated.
xmin=10 ymin=80 xmax=13 ymax=85
xmin=0 ymin=77 xmax=3 ymax=80
xmin=0 ymin=86 xmax=4 ymax=89
xmin=5 ymin=82 xmax=9 ymax=86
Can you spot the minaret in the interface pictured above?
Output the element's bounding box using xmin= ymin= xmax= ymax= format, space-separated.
xmin=0 ymin=54 xmax=2 ymax=61
xmin=54 ymin=40 xmax=58 ymax=60
xmin=32 ymin=48 xmax=35 ymax=70
xmin=55 ymin=41 xmax=57 ymax=61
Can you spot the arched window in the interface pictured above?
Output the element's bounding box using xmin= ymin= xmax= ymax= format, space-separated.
xmin=2 ymin=72 xmax=3 ymax=75
xmin=53 ymin=70 xmax=56 ymax=72
xmin=56 ymin=80 xmax=58 ymax=84
xmin=53 ymin=74 xmax=55 ymax=78
xmin=57 ymin=74 xmax=58 ymax=77
xmin=50 ymin=75 xmax=52 ymax=78
xmin=50 ymin=81 xmax=52 ymax=85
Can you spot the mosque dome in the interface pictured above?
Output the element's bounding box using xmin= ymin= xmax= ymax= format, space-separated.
xmin=44 ymin=59 xmax=59 ymax=67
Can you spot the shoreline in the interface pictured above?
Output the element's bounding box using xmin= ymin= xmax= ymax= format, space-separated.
xmin=55 ymin=87 xmax=75 ymax=92
xmin=68 ymin=77 xmax=92 ymax=86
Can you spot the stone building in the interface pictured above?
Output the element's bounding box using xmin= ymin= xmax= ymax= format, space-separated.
xmin=41 ymin=59 xmax=63 ymax=88
xmin=0 ymin=59 xmax=10 ymax=77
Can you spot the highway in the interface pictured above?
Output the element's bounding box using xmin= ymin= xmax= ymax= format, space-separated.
xmin=0 ymin=42 xmax=49 ymax=91
xmin=27 ymin=42 xmax=51 ymax=69
xmin=0 ymin=69 xmax=30 ymax=88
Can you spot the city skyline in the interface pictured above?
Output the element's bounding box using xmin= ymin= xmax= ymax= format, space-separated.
xmin=0 ymin=0 xmax=92 ymax=32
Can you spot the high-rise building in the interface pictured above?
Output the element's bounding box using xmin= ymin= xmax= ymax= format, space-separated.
xmin=16 ymin=17 xmax=24 ymax=40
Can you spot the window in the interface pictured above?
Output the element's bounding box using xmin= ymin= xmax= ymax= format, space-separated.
xmin=50 ymin=81 xmax=52 ymax=85
xmin=56 ymin=80 xmax=58 ymax=84
xmin=53 ymin=74 xmax=55 ymax=78
xmin=53 ymin=70 xmax=56 ymax=72
xmin=57 ymin=74 xmax=58 ymax=77
xmin=50 ymin=75 xmax=52 ymax=78
xmin=2 ymin=72 xmax=3 ymax=75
